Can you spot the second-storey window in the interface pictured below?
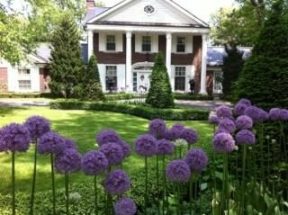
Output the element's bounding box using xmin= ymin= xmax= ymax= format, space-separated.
xmin=142 ymin=36 xmax=151 ymax=52
xmin=106 ymin=66 xmax=117 ymax=91
xmin=176 ymin=37 xmax=186 ymax=53
xmin=106 ymin=35 xmax=116 ymax=51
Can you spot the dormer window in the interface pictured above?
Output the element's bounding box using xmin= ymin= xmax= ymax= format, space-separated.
xmin=106 ymin=35 xmax=116 ymax=51
xmin=142 ymin=36 xmax=151 ymax=52
xmin=177 ymin=37 xmax=186 ymax=53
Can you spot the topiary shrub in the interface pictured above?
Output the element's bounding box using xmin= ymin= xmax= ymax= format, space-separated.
xmin=146 ymin=53 xmax=174 ymax=108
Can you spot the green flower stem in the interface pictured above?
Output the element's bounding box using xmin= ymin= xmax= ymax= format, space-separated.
xmin=65 ymin=173 xmax=70 ymax=215
xmin=145 ymin=156 xmax=148 ymax=215
xmin=222 ymin=154 xmax=229 ymax=214
xmin=50 ymin=154 xmax=56 ymax=215
xmin=29 ymin=140 xmax=38 ymax=215
xmin=212 ymin=151 xmax=217 ymax=215
xmin=156 ymin=155 xmax=160 ymax=215
xmin=240 ymin=145 xmax=247 ymax=215
xmin=177 ymin=184 xmax=181 ymax=215
xmin=94 ymin=176 xmax=98 ymax=215
xmin=280 ymin=122 xmax=287 ymax=161
xmin=189 ymin=177 xmax=193 ymax=215
xmin=162 ymin=156 xmax=166 ymax=215
xmin=259 ymin=124 xmax=264 ymax=187
xmin=12 ymin=151 xmax=16 ymax=215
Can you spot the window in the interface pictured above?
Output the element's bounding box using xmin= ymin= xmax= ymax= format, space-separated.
xmin=106 ymin=35 xmax=116 ymax=51
xmin=133 ymin=72 xmax=137 ymax=92
xmin=18 ymin=80 xmax=31 ymax=90
xmin=106 ymin=66 xmax=117 ymax=91
xmin=142 ymin=36 xmax=151 ymax=52
xmin=174 ymin=67 xmax=186 ymax=91
xmin=176 ymin=37 xmax=186 ymax=53
xmin=18 ymin=69 xmax=30 ymax=76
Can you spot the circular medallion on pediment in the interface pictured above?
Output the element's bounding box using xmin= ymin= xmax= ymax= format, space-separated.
xmin=144 ymin=5 xmax=155 ymax=14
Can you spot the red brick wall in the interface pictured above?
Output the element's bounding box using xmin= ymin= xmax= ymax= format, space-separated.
xmin=207 ymin=70 xmax=214 ymax=96
xmin=0 ymin=67 xmax=8 ymax=93
xmin=192 ymin=36 xmax=202 ymax=94
xmin=39 ymin=67 xmax=50 ymax=92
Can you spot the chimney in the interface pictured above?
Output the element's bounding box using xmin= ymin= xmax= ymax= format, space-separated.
xmin=86 ymin=0 xmax=95 ymax=9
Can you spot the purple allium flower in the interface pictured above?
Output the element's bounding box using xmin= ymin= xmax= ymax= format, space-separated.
xmin=280 ymin=109 xmax=288 ymax=121
xmin=166 ymin=160 xmax=191 ymax=183
xmin=244 ymin=106 xmax=262 ymax=123
xmin=99 ymin=142 xmax=124 ymax=166
xmin=38 ymin=132 xmax=66 ymax=154
xmin=157 ymin=139 xmax=175 ymax=155
xmin=213 ymin=132 xmax=236 ymax=153
xmin=104 ymin=170 xmax=131 ymax=195
xmin=237 ymin=98 xmax=252 ymax=106
xmin=259 ymin=109 xmax=269 ymax=122
xmin=269 ymin=108 xmax=281 ymax=121
xmin=24 ymin=116 xmax=50 ymax=140
xmin=235 ymin=115 xmax=253 ymax=130
xmin=235 ymin=130 xmax=256 ymax=145
xmin=135 ymin=134 xmax=157 ymax=157
xmin=0 ymin=129 xmax=8 ymax=152
xmin=215 ymin=128 xmax=230 ymax=135
xmin=218 ymin=118 xmax=236 ymax=134
xmin=180 ymin=128 xmax=198 ymax=144
xmin=184 ymin=149 xmax=208 ymax=172
xmin=149 ymin=119 xmax=166 ymax=139
xmin=234 ymin=103 xmax=248 ymax=116
xmin=118 ymin=140 xmax=131 ymax=158
xmin=114 ymin=197 xmax=137 ymax=215
xmin=208 ymin=115 xmax=219 ymax=125
xmin=63 ymin=138 xmax=77 ymax=150
xmin=216 ymin=105 xmax=233 ymax=119
xmin=81 ymin=150 xmax=108 ymax=175
xmin=165 ymin=124 xmax=185 ymax=141
xmin=55 ymin=149 xmax=82 ymax=174
xmin=96 ymin=129 xmax=120 ymax=146
xmin=1 ymin=123 xmax=30 ymax=152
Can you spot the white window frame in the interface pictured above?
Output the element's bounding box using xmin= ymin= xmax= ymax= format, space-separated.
xmin=105 ymin=65 xmax=117 ymax=91
xmin=176 ymin=37 xmax=186 ymax=53
xmin=106 ymin=35 xmax=116 ymax=51
xmin=174 ymin=66 xmax=186 ymax=91
xmin=18 ymin=68 xmax=32 ymax=91
xmin=142 ymin=36 xmax=152 ymax=52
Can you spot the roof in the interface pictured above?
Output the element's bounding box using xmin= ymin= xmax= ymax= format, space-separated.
xmin=207 ymin=46 xmax=252 ymax=67
xmin=33 ymin=43 xmax=51 ymax=63
xmin=84 ymin=7 xmax=109 ymax=24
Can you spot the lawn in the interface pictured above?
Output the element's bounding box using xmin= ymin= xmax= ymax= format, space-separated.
xmin=0 ymin=107 xmax=213 ymax=194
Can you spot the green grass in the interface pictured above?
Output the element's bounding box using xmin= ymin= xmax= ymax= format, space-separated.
xmin=0 ymin=107 xmax=213 ymax=195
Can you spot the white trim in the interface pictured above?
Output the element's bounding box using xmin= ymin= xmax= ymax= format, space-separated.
xmin=126 ymin=32 xmax=132 ymax=92
xmin=199 ymin=34 xmax=208 ymax=95
xmin=86 ymin=24 xmax=209 ymax=34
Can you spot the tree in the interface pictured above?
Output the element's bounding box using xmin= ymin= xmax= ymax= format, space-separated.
xmin=222 ymin=45 xmax=244 ymax=97
xmin=82 ymin=55 xmax=105 ymax=100
xmin=49 ymin=16 xmax=84 ymax=98
xmin=235 ymin=0 xmax=288 ymax=108
xmin=146 ymin=53 xmax=174 ymax=108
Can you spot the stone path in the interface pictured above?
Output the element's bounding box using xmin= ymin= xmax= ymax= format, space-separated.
xmin=0 ymin=98 xmax=51 ymax=107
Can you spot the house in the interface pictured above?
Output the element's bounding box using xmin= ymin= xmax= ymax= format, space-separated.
xmin=84 ymin=0 xmax=210 ymax=94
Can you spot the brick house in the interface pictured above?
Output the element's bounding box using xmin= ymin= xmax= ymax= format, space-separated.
xmin=84 ymin=0 xmax=210 ymax=94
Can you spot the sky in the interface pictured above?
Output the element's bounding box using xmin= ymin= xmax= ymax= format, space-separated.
xmin=100 ymin=0 xmax=236 ymax=22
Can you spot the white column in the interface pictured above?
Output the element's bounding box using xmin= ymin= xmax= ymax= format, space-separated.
xmin=126 ymin=31 xmax=132 ymax=92
xmin=87 ymin=30 xmax=94 ymax=59
xmin=166 ymin=33 xmax=173 ymax=90
xmin=199 ymin=34 xmax=208 ymax=95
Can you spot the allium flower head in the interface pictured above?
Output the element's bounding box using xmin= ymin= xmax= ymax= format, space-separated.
xmin=0 ymin=129 xmax=8 ymax=152
xmin=55 ymin=149 xmax=81 ymax=174
xmin=99 ymin=142 xmax=124 ymax=165
xmin=213 ymin=132 xmax=236 ymax=153
xmin=208 ymin=115 xmax=219 ymax=125
xmin=237 ymin=99 xmax=252 ymax=106
xmin=259 ymin=109 xmax=269 ymax=122
xmin=166 ymin=160 xmax=191 ymax=183
xmin=38 ymin=132 xmax=66 ymax=154
xmin=157 ymin=139 xmax=175 ymax=155
xmin=118 ymin=140 xmax=131 ymax=158
xmin=149 ymin=119 xmax=166 ymax=139
xmin=1 ymin=123 xmax=30 ymax=152
xmin=165 ymin=124 xmax=185 ymax=141
xmin=280 ymin=109 xmax=288 ymax=121
xmin=63 ymin=138 xmax=77 ymax=150
xmin=244 ymin=106 xmax=262 ymax=123
xmin=235 ymin=130 xmax=256 ymax=145
xmin=215 ymin=128 xmax=230 ymax=135
xmin=218 ymin=118 xmax=236 ymax=134
xmin=82 ymin=150 xmax=108 ymax=175
xmin=135 ymin=134 xmax=157 ymax=157
xmin=234 ymin=103 xmax=248 ymax=116
xmin=114 ymin=197 xmax=137 ymax=215
xmin=269 ymin=108 xmax=281 ymax=121
xmin=96 ymin=129 xmax=120 ymax=146
xmin=174 ymin=139 xmax=188 ymax=146
xmin=216 ymin=105 xmax=232 ymax=119
xmin=184 ymin=148 xmax=208 ymax=172
xmin=180 ymin=128 xmax=198 ymax=144
xmin=235 ymin=115 xmax=253 ymax=130
xmin=104 ymin=170 xmax=131 ymax=195
xmin=24 ymin=116 xmax=50 ymax=140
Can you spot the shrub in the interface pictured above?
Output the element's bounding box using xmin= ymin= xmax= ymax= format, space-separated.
xmin=146 ymin=53 xmax=174 ymax=108
xmin=173 ymin=93 xmax=213 ymax=101
xmin=50 ymin=100 xmax=209 ymax=120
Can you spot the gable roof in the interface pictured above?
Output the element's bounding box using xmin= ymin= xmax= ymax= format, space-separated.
xmin=84 ymin=7 xmax=110 ymax=24
xmin=86 ymin=0 xmax=209 ymax=28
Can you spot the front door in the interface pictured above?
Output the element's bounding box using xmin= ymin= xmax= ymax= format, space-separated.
xmin=137 ymin=72 xmax=151 ymax=93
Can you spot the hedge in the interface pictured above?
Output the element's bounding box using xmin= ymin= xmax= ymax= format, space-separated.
xmin=50 ymin=100 xmax=209 ymax=121
xmin=173 ymin=93 xmax=213 ymax=101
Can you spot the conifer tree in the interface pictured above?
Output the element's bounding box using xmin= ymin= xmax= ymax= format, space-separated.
xmin=235 ymin=0 xmax=288 ymax=108
xmin=49 ymin=16 xmax=84 ymax=98
xmin=146 ymin=53 xmax=174 ymax=108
